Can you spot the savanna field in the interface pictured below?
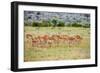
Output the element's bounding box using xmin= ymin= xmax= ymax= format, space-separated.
xmin=24 ymin=26 xmax=90 ymax=62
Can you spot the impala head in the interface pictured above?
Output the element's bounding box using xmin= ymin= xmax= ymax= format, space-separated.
xmin=26 ymin=34 xmax=33 ymax=39
xmin=74 ymin=35 xmax=82 ymax=40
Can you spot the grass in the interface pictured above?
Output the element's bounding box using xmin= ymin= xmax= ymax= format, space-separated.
xmin=24 ymin=26 xmax=90 ymax=62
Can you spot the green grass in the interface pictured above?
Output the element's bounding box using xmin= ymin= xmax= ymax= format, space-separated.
xmin=24 ymin=26 xmax=90 ymax=62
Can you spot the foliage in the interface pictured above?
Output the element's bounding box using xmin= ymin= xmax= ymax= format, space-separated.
xmin=32 ymin=22 xmax=41 ymax=27
xmin=67 ymin=23 xmax=90 ymax=28
xmin=51 ymin=18 xmax=58 ymax=27
xmin=41 ymin=20 xmax=51 ymax=27
xmin=67 ymin=23 xmax=82 ymax=27
xmin=57 ymin=21 xmax=65 ymax=27
xmin=24 ymin=22 xmax=32 ymax=26
xmin=25 ymin=18 xmax=90 ymax=28
xmin=24 ymin=22 xmax=29 ymax=26
xmin=82 ymin=24 xmax=90 ymax=28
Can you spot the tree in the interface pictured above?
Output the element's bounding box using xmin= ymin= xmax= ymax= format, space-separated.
xmin=51 ymin=19 xmax=58 ymax=27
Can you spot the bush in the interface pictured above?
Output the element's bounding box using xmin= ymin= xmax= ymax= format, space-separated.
xmin=72 ymin=23 xmax=82 ymax=27
xmin=82 ymin=24 xmax=90 ymax=28
xmin=47 ymin=20 xmax=52 ymax=27
xmin=32 ymin=22 xmax=41 ymax=27
xmin=24 ymin=22 xmax=32 ymax=26
xmin=24 ymin=23 xmax=29 ymax=26
xmin=66 ymin=23 xmax=90 ymax=28
xmin=41 ymin=20 xmax=50 ymax=27
xmin=67 ymin=23 xmax=82 ymax=27
xmin=58 ymin=21 xmax=65 ymax=27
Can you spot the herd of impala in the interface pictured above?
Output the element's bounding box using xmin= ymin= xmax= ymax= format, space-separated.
xmin=26 ymin=33 xmax=83 ymax=48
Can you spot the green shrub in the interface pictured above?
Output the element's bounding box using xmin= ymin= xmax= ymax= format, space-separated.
xmin=24 ymin=23 xmax=29 ymax=26
xmin=41 ymin=20 xmax=50 ymax=27
xmin=32 ymin=22 xmax=41 ymax=27
xmin=66 ymin=23 xmax=90 ymax=28
xmin=24 ymin=22 xmax=32 ymax=26
xmin=82 ymin=24 xmax=90 ymax=28
xmin=67 ymin=23 xmax=82 ymax=27
xmin=72 ymin=23 xmax=82 ymax=27
xmin=58 ymin=21 xmax=65 ymax=27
